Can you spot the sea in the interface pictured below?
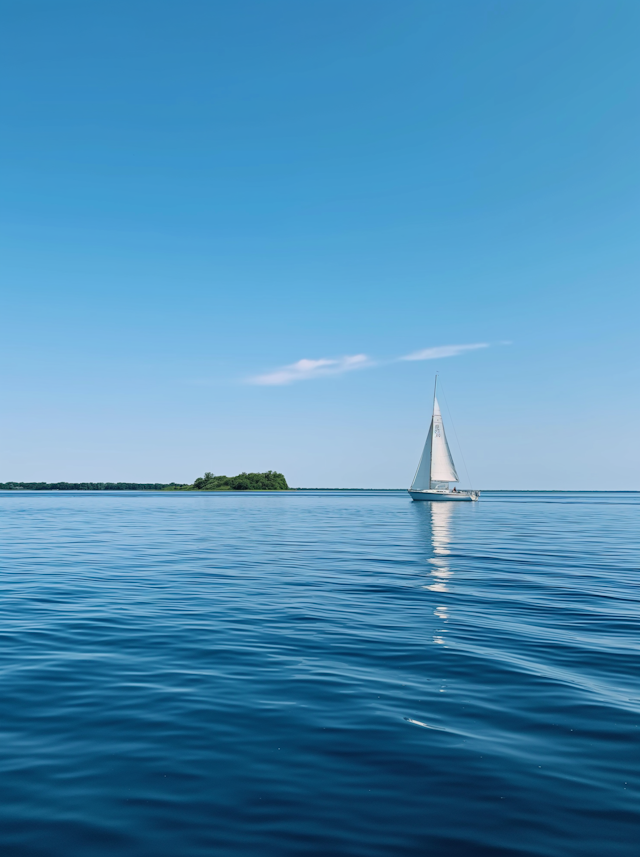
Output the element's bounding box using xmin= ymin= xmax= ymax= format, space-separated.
xmin=0 ymin=490 xmax=638 ymax=856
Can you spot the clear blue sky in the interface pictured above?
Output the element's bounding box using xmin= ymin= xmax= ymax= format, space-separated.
xmin=1 ymin=1 xmax=638 ymax=488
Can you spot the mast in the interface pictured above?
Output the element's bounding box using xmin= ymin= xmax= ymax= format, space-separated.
xmin=429 ymin=374 xmax=438 ymax=487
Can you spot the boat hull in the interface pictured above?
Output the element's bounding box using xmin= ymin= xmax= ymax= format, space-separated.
xmin=408 ymin=489 xmax=479 ymax=502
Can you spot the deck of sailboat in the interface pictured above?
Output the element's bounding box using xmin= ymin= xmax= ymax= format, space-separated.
xmin=408 ymin=489 xmax=478 ymax=502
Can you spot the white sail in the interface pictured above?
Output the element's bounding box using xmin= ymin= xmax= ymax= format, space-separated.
xmin=430 ymin=397 xmax=459 ymax=483
xmin=411 ymin=423 xmax=433 ymax=490
xmin=410 ymin=394 xmax=459 ymax=490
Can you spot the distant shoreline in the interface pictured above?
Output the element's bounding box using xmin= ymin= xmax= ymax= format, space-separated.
xmin=0 ymin=487 xmax=636 ymax=493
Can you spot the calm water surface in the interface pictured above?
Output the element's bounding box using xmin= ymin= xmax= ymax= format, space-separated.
xmin=0 ymin=491 xmax=638 ymax=856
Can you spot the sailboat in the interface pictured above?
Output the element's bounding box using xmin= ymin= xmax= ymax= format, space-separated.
xmin=408 ymin=377 xmax=480 ymax=502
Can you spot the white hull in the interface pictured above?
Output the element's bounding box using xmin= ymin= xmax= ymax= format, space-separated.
xmin=408 ymin=489 xmax=479 ymax=502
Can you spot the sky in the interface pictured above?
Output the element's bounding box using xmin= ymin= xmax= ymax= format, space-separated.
xmin=1 ymin=0 xmax=638 ymax=489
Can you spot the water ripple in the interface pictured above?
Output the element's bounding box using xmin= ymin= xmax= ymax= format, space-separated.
xmin=0 ymin=490 xmax=638 ymax=856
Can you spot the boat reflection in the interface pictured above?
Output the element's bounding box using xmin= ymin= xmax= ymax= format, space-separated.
xmin=412 ymin=501 xmax=458 ymax=645
xmin=427 ymin=501 xmax=454 ymax=592
xmin=427 ymin=503 xmax=455 ymax=647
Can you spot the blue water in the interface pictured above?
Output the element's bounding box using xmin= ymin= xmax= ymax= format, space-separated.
xmin=0 ymin=491 xmax=638 ymax=856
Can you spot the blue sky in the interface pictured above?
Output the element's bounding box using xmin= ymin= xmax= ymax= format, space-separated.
xmin=1 ymin=0 xmax=638 ymax=488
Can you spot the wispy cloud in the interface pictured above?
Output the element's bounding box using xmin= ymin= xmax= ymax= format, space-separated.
xmin=250 ymin=354 xmax=372 ymax=386
xmin=249 ymin=342 xmax=494 ymax=386
xmin=400 ymin=343 xmax=489 ymax=361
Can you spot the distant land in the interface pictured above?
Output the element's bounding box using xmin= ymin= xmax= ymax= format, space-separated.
xmin=170 ymin=471 xmax=289 ymax=491
xmin=0 ymin=471 xmax=289 ymax=492
xmin=0 ymin=482 xmax=621 ymax=493
xmin=0 ymin=482 xmax=176 ymax=491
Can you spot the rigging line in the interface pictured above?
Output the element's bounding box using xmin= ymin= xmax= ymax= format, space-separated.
xmin=438 ymin=379 xmax=474 ymax=492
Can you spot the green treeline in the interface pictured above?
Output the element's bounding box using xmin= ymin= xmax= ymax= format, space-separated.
xmin=0 ymin=482 xmax=179 ymax=491
xmin=0 ymin=472 xmax=290 ymax=491
xmin=187 ymin=471 xmax=289 ymax=491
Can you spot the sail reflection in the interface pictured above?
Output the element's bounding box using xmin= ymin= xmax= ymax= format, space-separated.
xmin=427 ymin=502 xmax=454 ymax=592
xmin=413 ymin=500 xmax=457 ymax=646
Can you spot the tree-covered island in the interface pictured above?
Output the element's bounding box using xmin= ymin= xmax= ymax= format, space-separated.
xmin=177 ymin=471 xmax=289 ymax=491
xmin=0 ymin=472 xmax=290 ymax=491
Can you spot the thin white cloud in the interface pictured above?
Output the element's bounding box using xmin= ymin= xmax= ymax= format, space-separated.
xmin=250 ymin=354 xmax=372 ymax=386
xmin=249 ymin=342 xmax=494 ymax=386
xmin=401 ymin=343 xmax=489 ymax=361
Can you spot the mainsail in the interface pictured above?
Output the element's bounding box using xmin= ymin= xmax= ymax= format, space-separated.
xmin=430 ymin=398 xmax=458 ymax=482
xmin=410 ymin=395 xmax=459 ymax=490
